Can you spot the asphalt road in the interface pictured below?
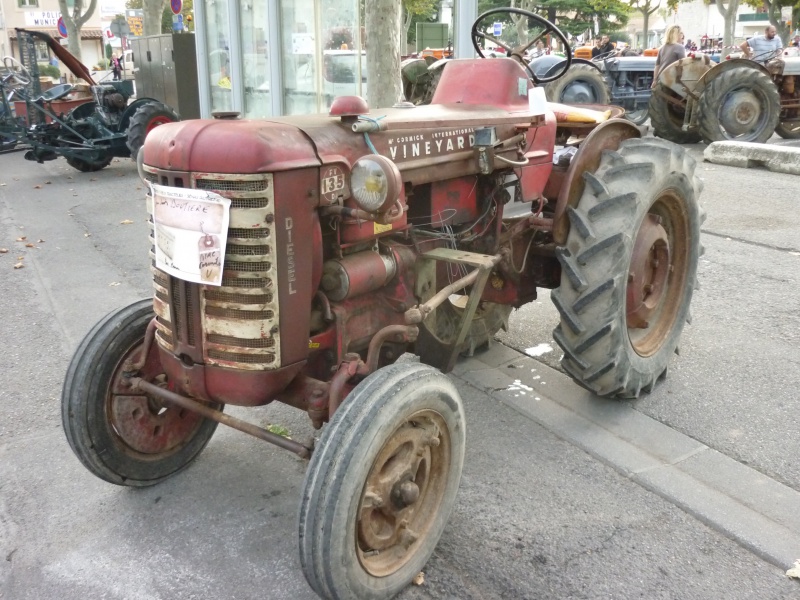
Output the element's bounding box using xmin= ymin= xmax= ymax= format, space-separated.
xmin=1 ymin=141 xmax=798 ymax=599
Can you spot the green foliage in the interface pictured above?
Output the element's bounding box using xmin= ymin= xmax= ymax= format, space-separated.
xmin=105 ymin=43 xmax=113 ymax=59
xmin=477 ymin=0 xmax=630 ymax=38
xmin=95 ymin=58 xmax=110 ymax=69
xmin=37 ymin=63 xmax=61 ymax=79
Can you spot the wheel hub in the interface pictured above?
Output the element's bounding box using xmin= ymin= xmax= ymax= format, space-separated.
xmin=563 ymin=81 xmax=599 ymax=103
xmin=357 ymin=412 xmax=448 ymax=577
xmin=108 ymin=347 xmax=205 ymax=455
xmin=627 ymin=213 xmax=670 ymax=329
xmin=720 ymin=90 xmax=760 ymax=135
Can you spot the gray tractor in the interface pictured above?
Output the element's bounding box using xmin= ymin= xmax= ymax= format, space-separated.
xmin=530 ymin=53 xmax=656 ymax=124
xmin=649 ymin=49 xmax=799 ymax=144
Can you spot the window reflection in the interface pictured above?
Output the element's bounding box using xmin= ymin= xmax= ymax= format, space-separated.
xmin=206 ymin=0 xmax=232 ymax=112
xmin=241 ymin=0 xmax=271 ymax=117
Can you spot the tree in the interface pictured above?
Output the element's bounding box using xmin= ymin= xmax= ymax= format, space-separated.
xmin=366 ymin=0 xmax=402 ymax=108
xmin=479 ymin=0 xmax=630 ymax=40
xmin=403 ymin=0 xmax=438 ymax=47
xmin=57 ymin=0 xmax=98 ymax=61
xmin=629 ymin=0 xmax=660 ymax=48
xmin=127 ymin=0 xmax=194 ymax=36
xmin=742 ymin=0 xmax=792 ymax=44
xmin=715 ymin=0 xmax=741 ymax=47
xmin=126 ymin=0 xmax=166 ymax=36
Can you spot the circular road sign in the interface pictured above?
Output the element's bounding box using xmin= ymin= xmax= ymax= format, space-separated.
xmin=171 ymin=0 xmax=182 ymax=15
xmin=57 ymin=16 xmax=68 ymax=38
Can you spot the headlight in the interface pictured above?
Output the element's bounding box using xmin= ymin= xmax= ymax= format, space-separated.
xmin=350 ymin=155 xmax=402 ymax=213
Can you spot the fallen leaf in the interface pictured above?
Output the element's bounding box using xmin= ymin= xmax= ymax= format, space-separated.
xmin=67 ymin=176 xmax=73 ymax=180
xmin=84 ymin=233 xmax=91 ymax=237
xmin=12 ymin=177 xmax=19 ymax=181
xmin=45 ymin=181 xmax=51 ymax=184
xmin=73 ymin=193 xmax=78 ymax=197
xmin=15 ymin=237 xmax=26 ymax=241
xmin=16 ymin=256 xmax=23 ymax=260
xmin=25 ymin=243 xmax=34 ymax=248
xmin=116 ymin=173 xmax=125 ymax=177
xmin=0 ymin=248 xmax=7 ymax=253
xmin=109 ymin=282 xmax=121 ymax=287
xmin=0 ymin=183 xmax=6 ymax=186
xmin=120 ymin=219 xmax=134 ymax=225
xmin=33 ymin=185 xmax=41 ymax=189
xmin=13 ymin=263 xmax=24 ymax=269
xmin=412 ymin=572 xmax=425 ymax=586
xmin=787 ymin=560 xmax=800 ymax=579
xmin=37 ymin=239 xmax=45 ymax=243
xmin=90 ymin=178 xmax=97 ymax=182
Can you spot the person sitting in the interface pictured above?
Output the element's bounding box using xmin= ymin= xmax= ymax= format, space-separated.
xmin=740 ymin=25 xmax=783 ymax=63
xmin=592 ymin=35 xmax=615 ymax=58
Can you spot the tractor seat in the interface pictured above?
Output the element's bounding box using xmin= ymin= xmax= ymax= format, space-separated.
xmin=36 ymin=83 xmax=75 ymax=103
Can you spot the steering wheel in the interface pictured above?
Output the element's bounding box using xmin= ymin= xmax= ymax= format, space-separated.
xmin=591 ymin=50 xmax=618 ymax=62
xmin=2 ymin=56 xmax=32 ymax=86
xmin=750 ymin=48 xmax=783 ymax=63
xmin=471 ymin=8 xmax=572 ymax=84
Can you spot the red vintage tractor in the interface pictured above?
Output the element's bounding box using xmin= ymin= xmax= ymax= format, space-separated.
xmin=61 ymin=8 xmax=703 ymax=599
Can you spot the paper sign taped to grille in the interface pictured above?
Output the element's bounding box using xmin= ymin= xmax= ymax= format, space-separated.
xmin=151 ymin=183 xmax=231 ymax=286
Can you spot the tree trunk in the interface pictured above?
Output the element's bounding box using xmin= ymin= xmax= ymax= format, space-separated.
xmin=642 ymin=11 xmax=650 ymax=49
xmin=57 ymin=0 xmax=98 ymax=63
xmin=766 ymin=1 xmax=789 ymax=44
xmin=144 ymin=0 xmax=166 ymax=37
xmin=403 ymin=8 xmax=412 ymax=48
xmin=366 ymin=0 xmax=402 ymax=109
xmin=717 ymin=0 xmax=740 ymax=48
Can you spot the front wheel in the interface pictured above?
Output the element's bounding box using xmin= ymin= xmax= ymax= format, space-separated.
xmin=624 ymin=107 xmax=650 ymax=126
xmin=544 ymin=63 xmax=609 ymax=104
xmin=125 ymin=101 xmax=179 ymax=159
xmin=62 ymin=299 xmax=221 ymax=486
xmin=299 ymin=363 xmax=465 ymax=600
xmin=551 ymin=138 xmax=704 ymax=398
xmin=698 ymin=68 xmax=780 ymax=143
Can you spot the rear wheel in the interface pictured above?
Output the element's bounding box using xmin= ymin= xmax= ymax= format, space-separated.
xmin=551 ymin=138 xmax=704 ymax=398
xmin=698 ymin=68 xmax=780 ymax=143
xmin=62 ymin=299 xmax=221 ymax=486
xmin=649 ymin=85 xmax=701 ymax=144
xmin=126 ymin=101 xmax=179 ymax=159
xmin=624 ymin=107 xmax=649 ymax=125
xmin=545 ymin=63 xmax=609 ymax=104
xmin=299 ymin=363 xmax=465 ymax=600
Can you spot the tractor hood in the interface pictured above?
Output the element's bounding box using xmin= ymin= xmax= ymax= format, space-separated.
xmin=142 ymin=118 xmax=322 ymax=173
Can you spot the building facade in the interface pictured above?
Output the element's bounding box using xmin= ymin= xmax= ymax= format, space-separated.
xmin=0 ymin=0 xmax=106 ymax=75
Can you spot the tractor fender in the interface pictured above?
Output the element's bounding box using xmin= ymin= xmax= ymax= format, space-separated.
xmin=552 ymin=118 xmax=642 ymax=245
xmin=118 ymin=98 xmax=172 ymax=134
xmin=657 ymin=55 xmax=714 ymax=98
xmin=529 ymin=55 xmax=598 ymax=80
xmin=693 ymin=57 xmax=772 ymax=96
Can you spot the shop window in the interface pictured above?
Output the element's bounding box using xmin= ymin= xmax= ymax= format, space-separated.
xmin=280 ymin=0 xmax=361 ymax=115
xmin=18 ymin=0 xmax=39 ymax=7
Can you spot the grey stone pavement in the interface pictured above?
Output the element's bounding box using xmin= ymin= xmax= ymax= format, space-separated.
xmin=1 ymin=137 xmax=799 ymax=599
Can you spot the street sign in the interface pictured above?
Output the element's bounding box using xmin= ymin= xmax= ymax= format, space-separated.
xmin=172 ymin=13 xmax=184 ymax=32
xmin=493 ymin=22 xmax=502 ymax=37
xmin=110 ymin=15 xmax=131 ymax=37
xmin=57 ymin=16 xmax=68 ymax=38
xmin=171 ymin=0 xmax=182 ymax=16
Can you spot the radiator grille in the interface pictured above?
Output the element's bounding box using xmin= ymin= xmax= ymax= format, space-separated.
xmin=146 ymin=169 xmax=280 ymax=370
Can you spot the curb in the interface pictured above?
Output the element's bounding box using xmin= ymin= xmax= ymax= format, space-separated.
xmin=704 ymin=141 xmax=800 ymax=174
xmin=451 ymin=342 xmax=800 ymax=571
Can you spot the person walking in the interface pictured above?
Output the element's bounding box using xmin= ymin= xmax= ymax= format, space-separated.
xmin=111 ymin=53 xmax=122 ymax=81
xmin=652 ymin=25 xmax=686 ymax=88
xmin=740 ymin=25 xmax=783 ymax=63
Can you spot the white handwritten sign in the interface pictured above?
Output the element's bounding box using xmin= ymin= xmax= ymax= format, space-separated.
xmin=151 ymin=183 xmax=231 ymax=286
